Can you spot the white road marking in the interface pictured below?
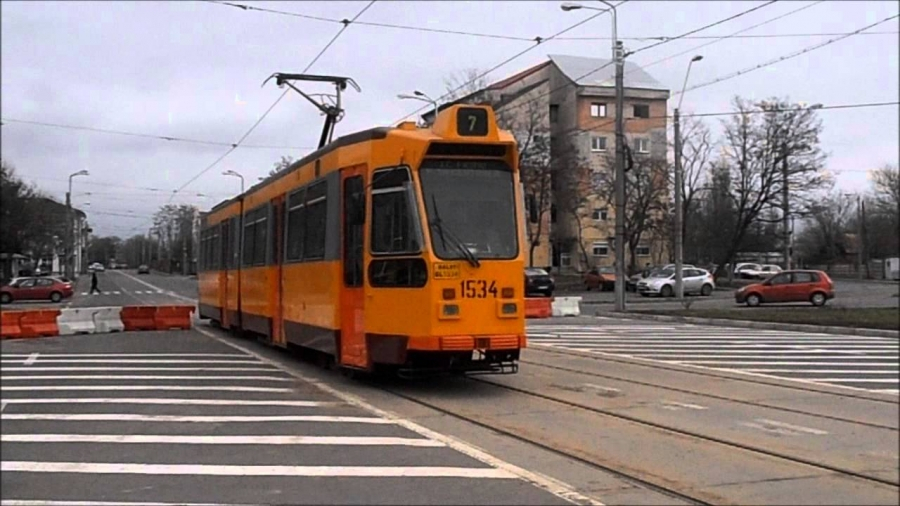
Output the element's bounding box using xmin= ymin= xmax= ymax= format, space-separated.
xmin=742 ymin=418 xmax=828 ymax=436
xmin=0 ymin=359 xmax=260 ymax=363
xmin=1 ymin=353 xmax=247 ymax=357
xmin=582 ymin=383 xmax=620 ymax=394
xmin=566 ymin=343 xmax=899 ymax=350
xmin=113 ymin=270 xmax=195 ymax=302
xmin=112 ymin=291 xmax=121 ymax=295
xmin=1 ymin=500 xmax=262 ymax=506
xmin=23 ymin=353 xmax=39 ymax=366
xmin=79 ymin=292 xmax=88 ymax=295
xmin=0 ymin=398 xmax=337 ymax=407
xmin=1 ymin=386 xmax=293 ymax=392
xmin=196 ymin=326 xmax=603 ymax=506
xmin=684 ymin=361 xmax=898 ymax=366
xmin=873 ymin=389 xmax=900 ymax=394
xmin=801 ymin=378 xmax=900 ymax=383
xmin=1 ymin=462 xmax=516 ymax=478
xmin=1 ymin=375 xmax=291 ymax=381
xmin=1 ymin=367 xmax=277 ymax=372
xmin=0 ymin=402 xmax=6 ymax=413
xmin=661 ymin=401 xmax=707 ymax=411
xmin=1 ymin=434 xmax=444 ymax=446
xmin=1 ymin=414 xmax=392 ymax=423
xmin=741 ymin=369 xmax=899 ymax=374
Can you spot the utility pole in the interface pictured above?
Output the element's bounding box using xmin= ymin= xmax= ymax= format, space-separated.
xmin=674 ymin=55 xmax=702 ymax=300
xmin=65 ymin=190 xmax=72 ymax=279
xmin=782 ymin=141 xmax=791 ymax=270
xmin=673 ymin=108 xmax=683 ymax=299
xmin=857 ymin=194 xmax=864 ymax=279
xmin=613 ymin=39 xmax=626 ymax=312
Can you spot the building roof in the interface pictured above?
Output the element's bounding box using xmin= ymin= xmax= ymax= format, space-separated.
xmin=547 ymin=54 xmax=668 ymax=91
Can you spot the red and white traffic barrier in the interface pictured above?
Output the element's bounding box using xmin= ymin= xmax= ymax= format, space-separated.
xmin=0 ymin=305 xmax=194 ymax=340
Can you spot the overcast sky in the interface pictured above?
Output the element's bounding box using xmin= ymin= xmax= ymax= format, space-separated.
xmin=2 ymin=0 xmax=897 ymax=237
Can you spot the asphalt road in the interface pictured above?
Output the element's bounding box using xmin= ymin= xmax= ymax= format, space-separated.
xmin=528 ymin=316 xmax=900 ymax=393
xmin=1 ymin=270 xmax=196 ymax=310
xmin=559 ymin=278 xmax=900 ymax=310
xmin=0 ymin=331 xmax=571 ymax=506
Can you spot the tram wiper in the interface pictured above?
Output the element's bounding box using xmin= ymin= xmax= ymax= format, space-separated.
xmin=430 ymin=195 xmax=480 ymax=268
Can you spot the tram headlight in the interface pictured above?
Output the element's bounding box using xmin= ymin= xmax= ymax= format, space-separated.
xmin=502 ymin=303 xmax=517 ymax=314
xmin=439 ymin=303 xmax=460 ymax=319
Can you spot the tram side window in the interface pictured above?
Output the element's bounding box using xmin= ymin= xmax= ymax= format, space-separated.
xmin=253 ymin=210 xmax=267 ymax=265
xmin=231 ymin=218 xmax=240 ymax=268
xmin=303 ymin=182 xmax=327 ymax=260
xmin=242 ymin=215 xmax=255 ymax=267
xmin=285 ymin=189 xmax=306 ymax=262
xmin=371 ymin=168 xmax=419 ymax=255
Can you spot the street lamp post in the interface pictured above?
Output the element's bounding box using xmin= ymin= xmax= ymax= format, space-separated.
xmin=222 ymin=170 xmax=245 ymax=194
xmin=66 ymin=169 xmax=89 ymax=279
xmin=398 ymin=91 xmax=439 ymax=124
xmin=674 ymin=55 xmax=703 ymax=301
xmin=561 ymin=1 xmax=625 ymax=311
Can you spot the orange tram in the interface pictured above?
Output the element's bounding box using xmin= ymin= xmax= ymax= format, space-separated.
xmin=198 ymin=104 xmax=527 ymax=377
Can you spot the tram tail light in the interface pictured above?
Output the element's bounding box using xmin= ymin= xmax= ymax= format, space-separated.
xmin=442 ymin=288 xmax=456 ymax=300
xmin=501 ymin=287 xmax=514 ymax=298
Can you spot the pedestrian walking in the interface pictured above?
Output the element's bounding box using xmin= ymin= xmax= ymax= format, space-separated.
xmin=90 ymin=270 xmax=102 ymax=294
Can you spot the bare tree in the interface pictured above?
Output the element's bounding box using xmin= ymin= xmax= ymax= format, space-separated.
xmin=592 ymin=150 xmax=669 ymax=273
xmin=553 ymin=138 xmax=594 ymax=271
xmin=794 ymin=191 xmax=855 ymax=265
xmin=442 ymin=68 xmax=490 ymax=104
xmin=870 ymin=163 xmax=899 ymax=222
xmin=866 ymin=163 xmax=900 ymax=258
xmin=269 ymin=155 xmax=294 ymax=176
xmin=711 ymin=96 xmax=830 ymax=277
xmin=669 ymin=115 xmax=715 ymax=261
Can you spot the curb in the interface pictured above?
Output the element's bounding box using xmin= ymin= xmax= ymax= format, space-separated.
xmin=593 ymin=309 xmax=900 ymax=338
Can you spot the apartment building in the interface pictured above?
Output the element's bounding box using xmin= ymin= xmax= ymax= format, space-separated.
xmin=423 ymin=54 xmax=671 ymax=274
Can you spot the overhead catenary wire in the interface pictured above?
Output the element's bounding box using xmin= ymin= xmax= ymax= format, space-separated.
xmin=677 ymin=12 xmax=900 ymax=97
xmin=206 ymin=0 xmax=896 ymax=43
xmin=0 ymin=118 xmax=316 ymax=151
xmin=169 ymin=0 xmax=376 ymax=199
xmin=494 ymin=0 xmax=786 ymax=118
xmin=393 ymin=1 xmax=631 ymax=124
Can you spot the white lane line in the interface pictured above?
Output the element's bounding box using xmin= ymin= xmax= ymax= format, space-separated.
xmin=1 ymin=414 xmax=392 ymax=423
xmin=555 ymin=344 xmax=899 ymax=350
xmin=873 ymin=389 xmax=900 ymax=394
xmin=196 ymin=326 xmax=602 ymax=506
xmin=113 ymin=270 xmax=195 ymax=303
xmin=803 ymin=378 xmax=900 ymax=383
xmin=563 ymin=349 xmax=900 ymax=355
xmin=582 ymin=383 xmax=620 ymax=394
xmin=1 ymin=367 xmax=278 ymax=372
xmin=1 ymin=375 xmax=292 ymax=381
xmin=1 ymin=386 xmax=293 ymax=392
xmin=661 ymin=401 xmax=707 ymax=411
xmin=23 ymin=353 xmax=39 ymax=366
xmin=630 ymin=354 xmax=898 ymax=359
xmin=1 ymin=500 xmax=262 ymax=506
xmin=0 ymin=398 xmax=338 ymax=407
xmin=1 ymin=434 xmax=444 ymax=446
xmin=79 ymin=292 xmax=88 ymax=295
xmin=0 ymin=359 xmax=261 ymax=364
xmin=2 ymin=354 xmax=248 ymax=358
xmin=742 ymin=418 xmax=828 ymax=436
xmin=740 ymin=369 xmax=899 ymax=374
xmin=0 ymin=402 xmax=6 ymax=413
xmin=112 ymin=291 xmax=121 ymax=295
xmin=684 ymin=361 xmax=899 ymax=366
xmin=0 ymin=462 xmax=516 ymax=478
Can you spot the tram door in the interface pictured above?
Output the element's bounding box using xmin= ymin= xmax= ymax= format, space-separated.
xmin=339 ymin=167 xmax=368 ymax=369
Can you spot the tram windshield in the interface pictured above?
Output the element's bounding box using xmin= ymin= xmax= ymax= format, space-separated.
xmin=418 ymin=159 xmax=519 ymax=262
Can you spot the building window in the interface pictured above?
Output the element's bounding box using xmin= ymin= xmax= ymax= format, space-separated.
xmin=635 ymin=138 xmax=650 ymax=153
xmin=549 ymin=105 xmax=559 ymax=123
xmin=590 ymin=103 xmax=607 ymax=118
xmin=590 ymin=136 xmax=607 ymax=152
xmin=633 ymin=104 xmax=650 ymax=118
xmin=560 ymin=253 xmax=571 ymax=267
xmin=550 ymin=204 xmax=557 ymax=223
xmin=592 ymin=208 xmax=608 ymax=221
xmin=592 ymin=242 xmax=609 ymax=257
xmin=636 ymin=244 xmax=651 ymax=256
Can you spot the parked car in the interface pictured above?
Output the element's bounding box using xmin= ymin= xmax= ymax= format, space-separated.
xmin=1 ymin=276 xmax=74 ymax=304
xmin=137 ymin=264 xmax=151 ymax=274
xmin=733 ymin=263 xmax=761 ymax=279
xmin=524 ymin=267 xmax=555 ymax=297
xmin=636 ymin=268 xmax=716 ymax=297
xmin=583 ymin=266 xmax=617 ymax=291
xmin=734 ymin=270 xmax=834 ymax=307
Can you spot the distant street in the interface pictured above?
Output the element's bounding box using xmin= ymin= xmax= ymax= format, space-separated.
xmin=558 ymin=278 xmax=900 ymax=310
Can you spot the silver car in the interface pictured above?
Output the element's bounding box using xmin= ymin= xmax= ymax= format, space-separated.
xmin=637 ymin=268 xmax=716 ymax=297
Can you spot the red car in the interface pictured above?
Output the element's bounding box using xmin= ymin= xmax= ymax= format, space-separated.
xmin=734 ymin=270 xmax=834 ymax=307
xmin=0 ymin=276 xmax=74 ymax=304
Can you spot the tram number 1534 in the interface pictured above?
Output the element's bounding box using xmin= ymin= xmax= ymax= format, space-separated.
xmin=460 ymin=279 xmax=498 ymax=299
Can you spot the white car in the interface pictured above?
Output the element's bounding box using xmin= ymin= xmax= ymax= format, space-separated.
xmin=749 ymin=264 xmax=782 ymax=279
xmin=636 ymin=268 xmax=716 ymax=297
xmin=89 ymin=263 xmax=105 ymax=272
